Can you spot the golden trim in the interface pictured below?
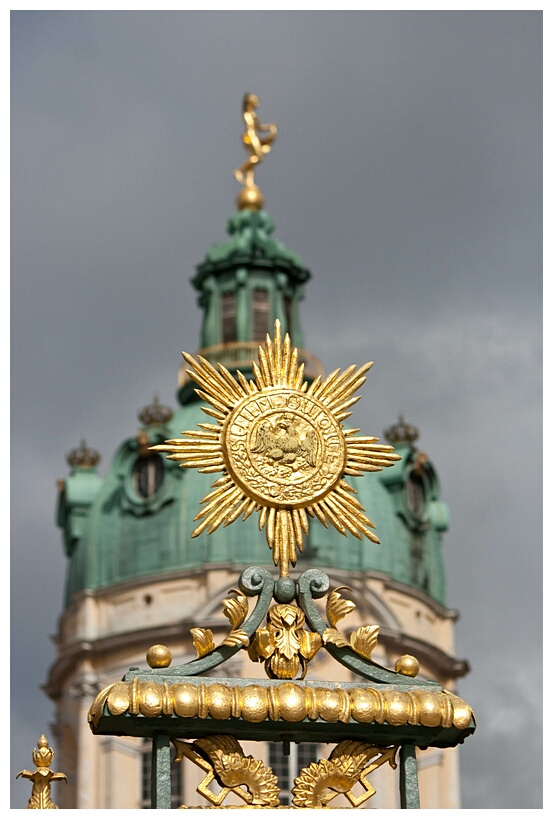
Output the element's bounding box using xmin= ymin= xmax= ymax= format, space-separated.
xmin=323 ymin=587 xmax=382 ymax=660
xmin=88 ymin=679 xmax=473 ymax=731
xmin=191 ymin=588 xmax=250 ymax=660
xmin=172 ymin=734 xmax=399 ymax=809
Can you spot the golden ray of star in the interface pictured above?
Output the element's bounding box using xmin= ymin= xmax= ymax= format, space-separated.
xmin=152 ymin=320 xmax=401 ymax=577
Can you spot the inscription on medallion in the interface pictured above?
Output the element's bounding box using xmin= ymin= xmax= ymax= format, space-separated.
xmin=222 ymin=389 xmax=347 ymax=508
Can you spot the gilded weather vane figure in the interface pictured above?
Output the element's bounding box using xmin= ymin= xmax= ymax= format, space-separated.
xmin=234 ymin=93 xmax=277 ymax=210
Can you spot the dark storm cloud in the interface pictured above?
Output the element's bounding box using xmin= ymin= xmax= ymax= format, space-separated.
xmin=10 ymin=10 xmax=542 ymax=809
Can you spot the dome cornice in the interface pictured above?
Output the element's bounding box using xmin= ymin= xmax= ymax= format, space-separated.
xmin=192 ymin=210 xmax=311 ymax=291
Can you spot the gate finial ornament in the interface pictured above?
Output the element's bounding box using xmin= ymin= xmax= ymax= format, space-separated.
xmin=16 ymin=735 xmax=67 ymax=809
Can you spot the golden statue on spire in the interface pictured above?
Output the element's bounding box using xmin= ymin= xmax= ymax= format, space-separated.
xmin=234 ymin=93 xmax=277 ymax=210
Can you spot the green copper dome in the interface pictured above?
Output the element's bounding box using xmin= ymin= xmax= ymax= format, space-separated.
xmin=57 ymin=210 xmax=449 ymax=607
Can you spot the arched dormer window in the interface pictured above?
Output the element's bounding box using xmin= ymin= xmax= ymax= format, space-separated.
xmin=133 ymin=454 xmax=164 ymax=499
xmin=120 ymin=434 xmax=176 ymax=516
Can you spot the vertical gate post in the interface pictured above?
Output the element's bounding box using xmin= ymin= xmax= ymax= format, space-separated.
xmin=151 ymin=734 xmax=172 ymax=809
xmin=399 ymin=744 xmax=420 ymax=809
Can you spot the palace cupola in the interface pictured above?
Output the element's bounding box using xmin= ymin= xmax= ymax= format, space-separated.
xmin=178 ymin=200 xmax=322 ymax=407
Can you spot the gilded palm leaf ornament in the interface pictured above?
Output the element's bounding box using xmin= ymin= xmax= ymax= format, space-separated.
xmin=173 ymin=735 xmax=280 ymax=808
xmin=291 ymin=741 xmax=398 ymax=808
xmin=153 ymin=320 xmax=400 ymax=576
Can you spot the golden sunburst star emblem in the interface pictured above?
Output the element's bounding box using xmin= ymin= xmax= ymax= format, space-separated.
xmin=152 ymin=321 xmax=400 ymax=576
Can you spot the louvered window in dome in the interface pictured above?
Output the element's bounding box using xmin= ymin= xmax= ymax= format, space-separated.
xmin=221 ymin=292 xmax=237 ymax=343
xmin=252 ymin=288 xmax=269 ymax=341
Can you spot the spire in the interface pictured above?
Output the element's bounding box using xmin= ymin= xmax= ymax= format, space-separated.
xmin=178 ymin=95 xmax=322 ymax=405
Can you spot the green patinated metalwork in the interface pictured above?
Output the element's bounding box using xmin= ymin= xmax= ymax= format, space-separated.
xmin=91 ymin=566 xmax=475 ymax=808
xmin=129 ymin=567 xmax=275 ymax=678
xmin=400 ymin=745 xmax=420 ymax=809
xmin=190 ymin=209 xmax=310 ymax=372
xmin=59 ymin=403 xmax=449 ymax=605
xmin=122 ymin=567 xmax=441 ymax=687
xmin=151 ymin=734 xmax=172 ymax=810
xmin=298 ymin=569 xmax=438 ymax=686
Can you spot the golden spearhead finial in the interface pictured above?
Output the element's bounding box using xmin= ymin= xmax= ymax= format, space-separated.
xmin=234 ymin=93 xmax=277 ymax=211
xmin=16 ymin=735 xmax=68 ymax=809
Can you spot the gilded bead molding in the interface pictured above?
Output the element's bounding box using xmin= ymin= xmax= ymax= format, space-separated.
xmin=88 ymin=678 xmax=473 ymax=732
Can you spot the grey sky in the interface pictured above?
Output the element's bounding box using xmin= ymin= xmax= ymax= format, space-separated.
xmin=10 ymin=10 xmax=542 ymax=809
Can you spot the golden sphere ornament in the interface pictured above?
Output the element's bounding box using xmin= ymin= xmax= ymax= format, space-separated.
xmin=395 ymin=654 xmax=420 ymax=677
xmin=146 ymin=644 xmax=173 ymax=668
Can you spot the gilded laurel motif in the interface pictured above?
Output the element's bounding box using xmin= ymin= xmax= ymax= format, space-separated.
xmin=323 ymin=587 xmax=380 ymax=661
xmin=173 ymin=735 xmax=280 ymax=808
xmin=291 ymin=741 xmax=398 ymax=808
xmin=191 ymin=589 xmax=250 ymax=659
xmin=247 ymin=603 xmax=322 ymax=679
xmin=152 ymin=320 xmax=400 ymax=576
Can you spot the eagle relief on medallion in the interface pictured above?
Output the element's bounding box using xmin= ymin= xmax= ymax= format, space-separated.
xmin=222 ymin=389 xmax=347 ymax=507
